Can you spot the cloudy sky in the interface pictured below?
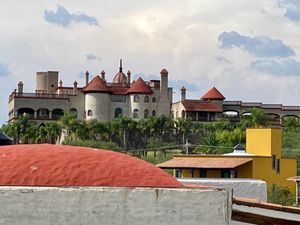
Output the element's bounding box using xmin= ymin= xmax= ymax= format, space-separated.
xmin=1 ymin=0 xmax=300 ymax=124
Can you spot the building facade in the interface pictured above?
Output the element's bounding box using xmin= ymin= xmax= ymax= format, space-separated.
xmin=172 ymin=86 xmax=300 ymax=124
xmin=8 ymin=62 xmax=173 ymax=124
xmin=157 ymin=128 xmax=297 ymax=192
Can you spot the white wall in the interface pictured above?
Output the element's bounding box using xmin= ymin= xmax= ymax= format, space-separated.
xmin=178 ymin=178 xmax=267 ymax=201
xmin=0 ymin=186 xmax=231 ymax=225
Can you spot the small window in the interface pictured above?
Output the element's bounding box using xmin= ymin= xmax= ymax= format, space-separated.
xmin=200 ymin=169 xmax=206 ymax=178
xmin=134 ymin=95 xmax=139 ymax=102
xmin=133 ymin=109 xmax=139 ymax=118
xmin=144 ymin=109 xmax=149 ymax=118
xmin=114 ymin=108 xmax=123 ymax=118
xmin=70 ymin=108 xmax=77 ymax=116
xmin=276 ymin=159 xmax=280 ymax=174
xmin=87 ymin=110 xmax=93 ymax=116
xmin=272 ymin=155 xmax=276 ymax=170
xmin=175 ymin=169 xmax=182 ymax=178
xmin=189 ymin=169 xmax=194 ymax=178
xmin=152 ymin=110 xmax=156 ymax=117
xmin=182 ymin=110 xmax=186 ymax=118
xmin=152 ymin=97 xmax=156 ymax=102
xmin=221 ymin=170 xmax=231 ymax=178
xmin=144 ymin=96 xmax=149 ymax=102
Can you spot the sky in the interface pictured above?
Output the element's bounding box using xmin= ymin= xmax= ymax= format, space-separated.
xmin=1 ymin=0 xmax=300 ymax=124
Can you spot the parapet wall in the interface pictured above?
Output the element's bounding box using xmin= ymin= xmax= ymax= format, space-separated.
xmin=0 ymin=186 xmax=231 ymax=225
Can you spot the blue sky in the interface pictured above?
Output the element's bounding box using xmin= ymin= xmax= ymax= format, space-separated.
xmin=1 ymin=0 xmax=300 ymax=124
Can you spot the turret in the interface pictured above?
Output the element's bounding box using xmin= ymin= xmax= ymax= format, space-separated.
xmin=85 ymin=71 xmax=89 ymax=86
xmin=73 ymin=81 xmax=78 ymax=95
xmin=18 ymin=81 xmax=23 ymax=94
xmin=160 ymin=69 xmax=168 ymax=94
xmin=180 ymin=86 xmax=186 ymax=101
xmin=101 ymin=70 xmax=106 ymax=81
xmin=127 ymin=70 xmax=131 ymax=84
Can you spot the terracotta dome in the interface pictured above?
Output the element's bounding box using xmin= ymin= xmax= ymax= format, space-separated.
xmin=83 ymin=75 xmax=111 ymax=93
xmin=0 ymin=144 xmax=183 ymax=188
xmin=113 ymin=71 xmax=127 ymax=84
xmin=127 ymin=77 xmax=153 ymax=94
xmin=201 ymin=87 xmax=225 ymax=101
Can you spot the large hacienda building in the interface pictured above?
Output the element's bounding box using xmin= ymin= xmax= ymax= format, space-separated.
xmin=7 ymin=61 xmax=300 ymax=125
xmin=172 ymin=86 xmax=300 ymax=124
xmin=8 ymin=61 xmax=172 ymax=124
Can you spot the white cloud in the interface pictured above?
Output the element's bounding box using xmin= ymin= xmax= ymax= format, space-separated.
xmin=1 ymin=0 xmax=300 ymax=124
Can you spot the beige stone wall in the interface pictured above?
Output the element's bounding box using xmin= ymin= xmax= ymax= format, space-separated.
xmin=85 ymin=93 xmax=110 ymax=121
xmin=172 ymin=101 xmax=185 ymax=119
xmin=69 ymin=92 xmax=85 ymax=120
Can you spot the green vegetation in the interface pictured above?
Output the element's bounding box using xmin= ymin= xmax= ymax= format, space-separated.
xmin=2 ymin=108 xmax=300 ymax=206
xmin=268 ymin=184 xmax=295 ymax=206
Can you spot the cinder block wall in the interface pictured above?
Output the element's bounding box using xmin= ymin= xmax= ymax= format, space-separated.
xmin=0 ymin=186 xmax=231 ymax=225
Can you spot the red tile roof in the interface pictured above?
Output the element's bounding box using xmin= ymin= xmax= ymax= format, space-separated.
xmin=109 ymin=86 xmax=130 ymax=95
xmin=181 ymin=100 xmax=223 ymax=112
xmin=201 ymin=87 xmax=225 ymax=101
xmin=157 ymin=157 xmax=252 ymax=169
xmin=127 ymin=77 xmax=153 ymax=94
xmin=0 ymin=144 xmax=183 ymax=187
xmin=83 ymin=75 xmax=111 ymax=93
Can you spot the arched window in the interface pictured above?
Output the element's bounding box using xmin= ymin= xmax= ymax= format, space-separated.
xmin=133 ymin=109 xmax=139 ymax=118
xmin=114 ymin=108 xmax=123 ymax=118
xmin=134 ymin=95 xmax=139 ymax=102
xmin=152 ymin=97 xmax=156 ymax=102
xmin=144 ymin=96 xmax=149 ymax=102
xmin=70 ymin=108 xmax=77 ymax=116
xmin=181 ymin=110 xmax=186 ymax=118
xmin=52 ymin=108 xmax=64 ymax=119
xmin=87 ymin=110 xmax=93 ymax=117
xmin=152 ymin=110 xmax=156 ymax=117
xmin=144 ymin=109 xmax=149 ymax=118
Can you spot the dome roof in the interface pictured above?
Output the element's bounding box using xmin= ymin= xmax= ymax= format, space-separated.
xmin=201 ymin=87 xmax=225 ymax=101
xmin=0 ymin=144 xmax=183 ymax=187
xmin=113 ymin=71 xmax=127 ymax=84
xmin=83 ymin=75 xmax=111 ymax=93
xmin=127 ymin=77 xmax=153 ymax=94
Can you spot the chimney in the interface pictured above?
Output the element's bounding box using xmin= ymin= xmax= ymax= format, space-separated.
xmin=180 ymin=86 xmax=186 ymax=101
xmin=85 ymin=71 xmax=89 ymax=86
xmin=18 ymin=81 xmax=23 ymax=94
xmin=101 ymin=70 xmax=106 ymax=81
xmin=59 ymin=80 xmax=63 ymax=87
xmin=73 ymin=81 xmax=78 ymax=95
xmin=127 ymin=70 xmax=131 ymax=84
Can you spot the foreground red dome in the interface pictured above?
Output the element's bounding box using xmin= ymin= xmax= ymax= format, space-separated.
xmin=0 ymin=144 xmax=183 ymax=188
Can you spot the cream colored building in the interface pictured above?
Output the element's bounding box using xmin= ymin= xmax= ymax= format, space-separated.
xmin=8 ymin=61 xmax=173 ymax=124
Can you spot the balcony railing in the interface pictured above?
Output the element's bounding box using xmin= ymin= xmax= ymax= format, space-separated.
xmin=9 ymin=92 xmax=72 ymax=101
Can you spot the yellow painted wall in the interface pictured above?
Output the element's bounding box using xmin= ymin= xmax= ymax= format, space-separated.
xmin=246 ymin=128 xmax=281 ymax=157
xmin=236 ymin=162 xmax=253 ymax=178
xmin=252 ymin=157 xmax=296 ymax=192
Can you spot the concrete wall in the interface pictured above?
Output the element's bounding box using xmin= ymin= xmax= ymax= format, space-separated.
xmin=0 ymin=186 xmax=231 ymax=225
xmin=178 ymin=178 xmax=267 ymax=201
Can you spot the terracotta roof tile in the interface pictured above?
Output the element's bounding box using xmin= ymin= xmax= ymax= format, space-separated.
xmin=201 ymin=87 xmax=225 ymax=100
xmin=127 ymin=77 xmax=153 ymax=94
xmin=157 ymin=157 xmax=252 ymax=169
xmin=0 ymin=144 xmax=183 ymax=187
xmin=83 ymin=75 xmax=111 ymax=93
xmin=181 ymin=100 xmax=223 ymax=112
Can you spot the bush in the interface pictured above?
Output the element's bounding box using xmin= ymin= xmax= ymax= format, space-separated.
xmin=268 ymin=184 xmax=295 ymax=206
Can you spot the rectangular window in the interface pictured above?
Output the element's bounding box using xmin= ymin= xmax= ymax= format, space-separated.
xmin=272 ymin=155 xmax=276 ymax=170
xmin=276 ymin=159 xmax=280 ymax=174
xmin=111 ymin=95 xmax=126 ymax=102
xmin=189 ymin=169 xmax=194 ymax=178
xmin=221 ymin=170 xmax=231 ymax=178
xmin=175 ymin=169 xmax=182 ymax=178
xmin=200 ymin=169 xmax=207 ymax=178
